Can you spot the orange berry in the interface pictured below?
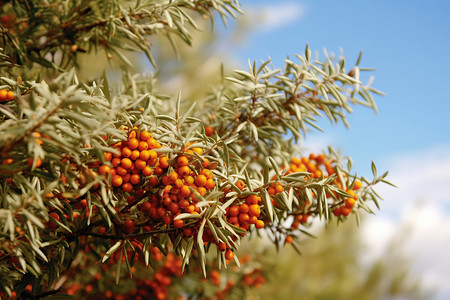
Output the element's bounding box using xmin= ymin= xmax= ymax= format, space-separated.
xmin=112 ymin=157 xmax=121 ymax=167
xmin=316 ymin=154 xmax=325 ymax=164
xmin=141 ymin=166 xmax=153 ymax=176
xmin=159 ymin=156 xmax=169 ymax=169
xmin=255 ymin=220 xmax=264 ymax=229
xmin=174 ymin=179 xmax=183 ymax=189
xmin=138 ymin=141 xmax=148 ymax=151
xmin=201 ymin=159 xmax=210 ymax=168
xmin=180 ymin=185 xmax=191 ymax=197
xmin=111 ymin=175 xmax=123 ymax=187
xmin=177 ymin=165 xmax=191 ymax=178
xmin=154 ymin=166 xmax=164 ymax=175
xmin=239 ymin=213 xmax=249 ymax=224
xmin=130 ymin=150 xmax=140 ymax=160
xmin=47 ymin=212 xmax=60 ymax=230
xmin=130 ymin=174 xmax=141 ymax=185
xmin=285 ymin=235 xmax=293 ymax=244
xmin=177 ymin=156 xmax=189 ymax=166
xmin=225 ymin=249 xmax=234 ymax=260
xmin=239 ymin=203 xmax=249 ymax=213
xmin=197 ymin=186 xmax=207 ymax=197
xmin=134 ymin=159 xmax=146 ymax=170
xmin=2 ymin=158 xmax=13 ymax=165
xmin=148 ymin=149 xmax=157 ymax=160
xmin=173 ymin=219 xmax=184 ymax=228
xmin=185 ymin=205 xmax=195 ymax=213
xmin=140 ymin=130 xmax=151 ymax=141
xmin=345 ymin=198 xmax=356 ymax=209
xmin=122 ymin=182 xmax=133 ymax=193
xmin=333 ymin=207 xmax=342 ymax=216
xmin=98 ymin=164 xmax=111 ymax=175
xmin=275 ymin=184 xmax=284 ymax=194
xmin=201 ymin=169 xmax=213 ymax=179
xmin=169 ymin=171 xmax=178 ymax=183
xmin=112 ymin=148 xmax=122 ymax=158
xmin=122 ymin=173 xmax=131 ymax=182
xmin=121 ymin=147 xmax=132 ymax=158
xmin=122 ymin=219 xmax=135 ymax=234
xmin=139 ymin=150 xmax=150 ymax=161
xmin=229 ymin=206 xmax=240 ymax=217
xmin=103 ymin=152 xmax=112 ymax=161
xmin=218 ymin=242 xmax=227 ymax=252
xmin=128 ymin=130 xmax=137 ymax=139
xmin=267 ymin=186 xmax=276 ymax=195
xmin=169 ymin=203 xmax=180 ymax=214
xmin=249 ymin=204 xmax=260 ymax=217
xmin=27 ymin=157 xmax=42 ymax=168
xmin=235 ymin=180 xmax=246 ymax=191
xmin=246 ymin=195 xmax=260 ymax=205
xmin=228 ymin=216 xmax=238 ymax=224
xmin=205 ymin=126 xmax=215 ymax=137
xmin=149 ymin=176 xmax=159 ymax=187
xmin=0 ymin=89 xmax=7 ymax=101
xmin=249 ymin=215 xmax=258 ymax=224
xmin=204 ymin=178 xmax=215 ymax=189
xmin=163 ymin=215 xmax=173 ymax=225
xmin=185 ymin=175 xmax=194 ymax=185
xmin=121 ymin=157 xmax=132 ymax=169
xmin=194 ymin=175 xmax=207 ymax=187
xmin=353 ymin=180 xmax=362 ymax=190
xmin=116 ymin=166 xmax=127 ymax=176
xmin=147 ymin=138 xmax=159 ymax=149
xmin=127 ymin=138 xmax=139 ymax=150
xmin=341 ymin=207 xmax=352 ymax=217
xmin=192 ymin=147 xmax=203 ymax=155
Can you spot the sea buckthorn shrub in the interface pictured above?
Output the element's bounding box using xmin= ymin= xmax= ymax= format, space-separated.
xmin=0 ymin=0 xmax=390 ymax=299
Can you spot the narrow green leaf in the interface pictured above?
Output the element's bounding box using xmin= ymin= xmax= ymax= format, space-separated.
xmin=261 ymin=189 xmax=274 ymax=221
xmin=102 ymin=241 xmax=122 ymax=263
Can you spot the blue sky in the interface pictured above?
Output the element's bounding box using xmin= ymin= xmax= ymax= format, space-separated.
xmin=223 ymin=1 xmax=450 ymax=299
xmin=228 ymin=0 xmax=450 ymax=177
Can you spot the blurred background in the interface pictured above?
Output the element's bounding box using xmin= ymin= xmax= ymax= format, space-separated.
xmin=80 ymin=1 xmax=450 ymax=298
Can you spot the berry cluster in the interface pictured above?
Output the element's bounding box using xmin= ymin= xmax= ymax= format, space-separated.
xmin=98 ymin=129 xmax=163 ymax=193
xmin=287 ymin=153 xmax=362 ymax=218
xmin=0 ymin=89 xmax=14 ymax=102
xmin=135 ymin=152 xmax=216 ymax=232
xmin=225 ymin=195 xmax=265 ymax=230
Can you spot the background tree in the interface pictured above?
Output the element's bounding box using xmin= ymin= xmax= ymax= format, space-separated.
xmin=0 ymin=1 xmax=393 ymax=299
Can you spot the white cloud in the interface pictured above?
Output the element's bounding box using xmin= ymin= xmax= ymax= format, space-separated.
xmin=248 ymin=3 xmax=306 ymax=32
xmin=360 ymin=145 xmax=450 ymax=299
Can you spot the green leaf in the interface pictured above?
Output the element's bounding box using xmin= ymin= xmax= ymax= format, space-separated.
xmin=102 ymin=241 xmax=122 ymax=263
xmin=261 ymin=189 xmax=274 ymax=222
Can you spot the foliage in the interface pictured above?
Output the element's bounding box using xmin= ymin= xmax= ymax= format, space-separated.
xmin=0 ymin=0 xmax=391 ymax=298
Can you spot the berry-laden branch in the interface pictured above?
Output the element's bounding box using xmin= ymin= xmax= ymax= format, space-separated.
xmin=0 ymin=1 xmax=391 ymax=299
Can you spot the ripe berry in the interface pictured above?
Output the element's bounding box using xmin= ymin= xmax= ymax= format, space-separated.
xmin=98 ymin=164 xmax=111 ymax=175
xmin=205 ymin=126 xmax=215 ymax=137
xmin=194 ymin=175 xmax=207 ymax=187
xmin=127 ymin=138 xmax=139 ymax=150
xmin=177 ymin=156 xmax=189 ymax=166
xmin=255 ymin=220 xmax=265 ymax=229
xmin=111 ymin=175 xmax=123 ymax=187
xmin=123 ymin=219 xmax=135 ymax=234
xmin=48 ymin=212 xmax=60 ymax=230
xmin=27 ymin=157 xmax=42 ymax=168
xmin=225 ymin=249 xmax=234 ymax=260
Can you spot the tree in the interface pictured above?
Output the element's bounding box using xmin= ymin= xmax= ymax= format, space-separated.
xmin=0 ymin=1 xmax=391 ymax=299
